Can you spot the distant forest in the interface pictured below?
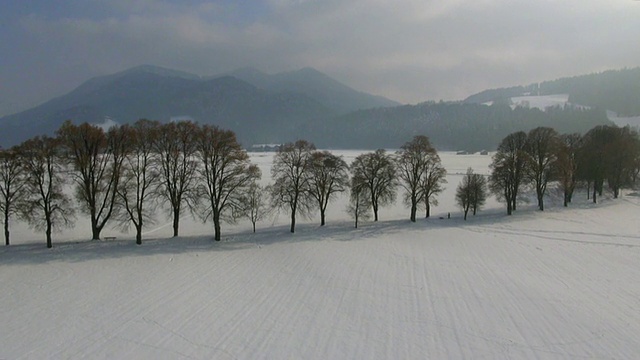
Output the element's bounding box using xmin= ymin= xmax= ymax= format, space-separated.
xmin=310 ymin=102 xmax=609 ymax=152
xmin=464 ymin=67 xmax=640 ymax=116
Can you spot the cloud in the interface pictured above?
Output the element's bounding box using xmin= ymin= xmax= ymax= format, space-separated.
xmin=1 ymin=0 xmax=639 ymax=113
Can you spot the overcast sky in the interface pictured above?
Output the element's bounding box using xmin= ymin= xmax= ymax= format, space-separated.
xmin=2 ymin=0 xmax=640 ymax=116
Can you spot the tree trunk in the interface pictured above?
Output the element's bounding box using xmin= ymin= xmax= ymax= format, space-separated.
xmin=46 ymin=220 xmax=52 ymax=249
xmin=372 ymin=192 xmax=379 ymax=222
xmin=90 ymin=208 xmax=100 ymax=240
xmin=373 ymin=203 xmax=379 ymax=222
xmin=214 ymin=221 xmax=221 ymax=241
xmin=136 ymin=211 xmax=143 ymax=245
xmin=213 ymin=210 xmax=221 ymax=241
xmin=290 ymin=211 xmax=296 ymax=233
xmin=320 ymin=208 xmax=326 ymax=226
xmin=290 ymin=197 xmax=298 ymax=232
xmin=91 ymin=225 xmax=101 ymax=241
xmin=252 ymin=221 xmax=256 ymax=233
xmin=425 ymin=203 xmax=431 ymax=218
xmin=410 ymin=201 xmax=417 ymax=222
xmin=592 ymin=187 xmax=597 ymax=204
xmin=538 ymin=194 xmax=544 ymax=211
xmin=507 ymin=201 xmax=513 ymax=215
xmin=4 ymin=212 xmax=9 ymax=246
xmin=172 ymin=209 xmax=180 ymax=237
xmin=354 ymin=199 xmax=359 ymax=229
xmin=563 ymin=191 xmax=569 ymax=207
xmin=136 ymin=225 xmax=142 ymax=245
xmin=464 ymin=208 xmax=468 ymax=220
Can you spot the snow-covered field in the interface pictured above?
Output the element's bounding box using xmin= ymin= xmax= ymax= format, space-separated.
xmin=2 ymin=151 xmax=640 ymax=359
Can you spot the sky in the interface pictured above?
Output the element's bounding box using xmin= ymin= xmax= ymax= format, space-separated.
xmin=1 ymin=0 xmax=640 ymax=116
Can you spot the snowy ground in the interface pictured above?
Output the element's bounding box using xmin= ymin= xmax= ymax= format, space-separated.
xmin=2 ymin=152 xmax=640 ymax=359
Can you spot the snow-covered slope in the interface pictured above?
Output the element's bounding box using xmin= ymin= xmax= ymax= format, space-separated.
xmin=510 ymin=94 xmax=571 ymax=110
xmin=607 ymin=111 xmax=640 ymax=129
xmin=2 ymin=152 xmax=639 ymax=359
xmin=507 ymin=94 xmax=640 ymax=130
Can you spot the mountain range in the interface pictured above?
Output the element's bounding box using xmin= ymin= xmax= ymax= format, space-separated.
xmin=0 ymin=65 xmax=400 ymax=147
xmin=1 ymin=65 xmax=636 ymax=150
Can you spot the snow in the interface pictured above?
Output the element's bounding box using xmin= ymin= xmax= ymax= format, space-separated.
xmin=607 ymin=111 xmax=640 ymax=129
xmin=2 ymin=151 xmax=640 ymax=359
xmin=510 ymin=94 xmax=571 ymax=110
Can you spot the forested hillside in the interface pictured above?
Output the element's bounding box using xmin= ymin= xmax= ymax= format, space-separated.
xmin=464 ymin=67 xmax=640 ymax=116
xmin=311 ymin=102 xmax=609 ymax=151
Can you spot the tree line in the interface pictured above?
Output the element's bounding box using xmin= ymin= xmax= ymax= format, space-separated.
xmin=0 ymin=120 xmax=260 ymax=247
xmin=1 ymin=120 xmax=638 ymax=248
xmin=465 ymin=67 xmax=640 ymax=117
xmin=488 ymin=125 xmax=640 ymax=215
xmin=0 ymin=122 xmax=450 ymax=247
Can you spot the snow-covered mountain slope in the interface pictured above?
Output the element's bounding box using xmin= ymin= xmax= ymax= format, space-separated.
xmin=507 ymin=93 xmax=640 ymax=129
xmin=510 ymin=94 xmax=571 ymax=110
xmin=607 ymin=111 xmax=640 ymax=128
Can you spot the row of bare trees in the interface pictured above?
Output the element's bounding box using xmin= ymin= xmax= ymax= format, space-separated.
xmin=489 ymin=125 xmax=640 ymax=215
xmin=0 ymin=120 xmax=260 ymax=247
xmin=1 ymin=128 xmax=451 ymax=245
xmin=7 ymin=122 xmax=635 ymax=247
xmin=270 ymin=136 xmax=448 ymax=231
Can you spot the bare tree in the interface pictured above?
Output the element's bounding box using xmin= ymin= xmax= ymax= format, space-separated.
xmin=420 ymin=152 xmax=447 ymax=219
xmin=0 ymin=147 xmax=26 ymax=245
xmin=396 ymin=135 xmax=439 ymax=222
xmin=456 ymin=168 xmax=487 ymax=220
xmin=605 ymin=126 xmax=640 ymax=198
xmin=347 ymin=173 xmax=372 ymax=228
xmin=578 ymin=125 xmax=640 ymax=202
xmin=489 ymin=131 xmax=528 ymax=215
xmin=116 ymin=120 xmax=160 ymax=245
xmin=556 ymin=133 xmax=582 ymax=207
xmin=350 ymin=149 xmax=397 ymax=222
xmin=269 ymin=140 xmax=315 ymax=233
xmin=245 ymin=182 xmax=269 ymax=233
xmin=307 ymin=151 xmax=349 ymax=226
xmin=196 ymin=125 xmax=260 ymax=241
xmin=524 ymin=127 xmax=559 ymax=211
xmin=56 ymin=121 xmax=125 ymax=240
xmin=153 ymin=121 xmax=199 ymax=237
xmin=17 ymin=136 xmax=74 ymax=248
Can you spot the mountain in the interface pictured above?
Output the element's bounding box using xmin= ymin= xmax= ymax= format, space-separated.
xmin=464 ymin=67 xmax=640 ymax=116
xmin=225 ymin=67 xmax=400 ymax=113
xmin=0 ymin=65 xmax=626 ymax=150
xmin=1 ymin=65 xmax=399 ymax=147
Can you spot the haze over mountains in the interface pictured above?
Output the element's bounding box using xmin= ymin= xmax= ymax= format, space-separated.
xmin=0 ymin=65 xmax=398 ymax=148
xmin=1 ymin=65 xmax=637 ymax=150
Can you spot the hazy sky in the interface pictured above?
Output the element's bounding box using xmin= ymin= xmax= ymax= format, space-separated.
xmin=2 ymin=0 xmax=640 ymax=116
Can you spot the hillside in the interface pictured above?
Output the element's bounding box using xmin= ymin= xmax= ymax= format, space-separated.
xmin=227 ymin=67 xmax=401 ymax=113
xmin=309 ymin=102 xmax=610 ymax=151
xmin=464 ymin=67 xmax=640 ymax=116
